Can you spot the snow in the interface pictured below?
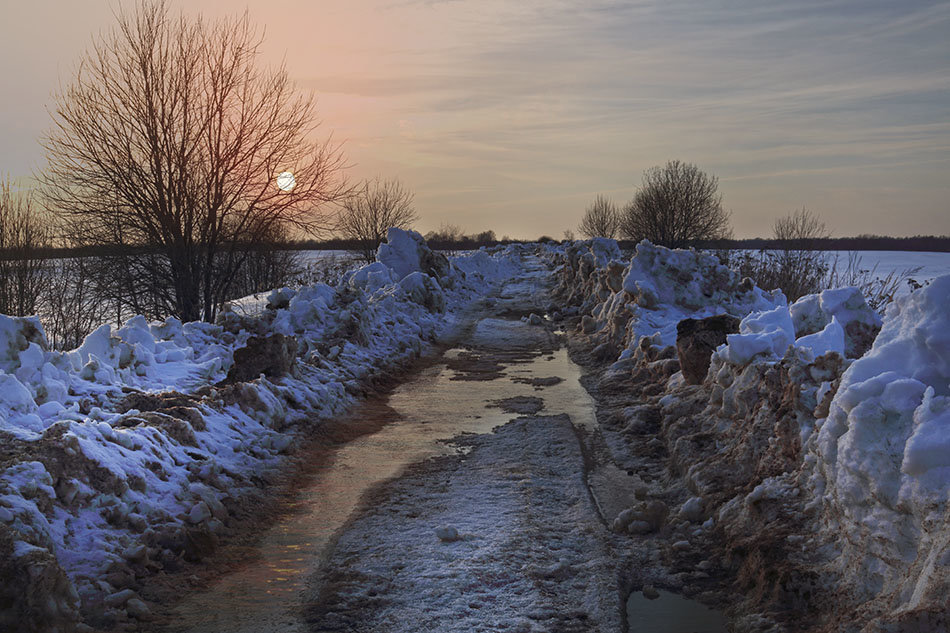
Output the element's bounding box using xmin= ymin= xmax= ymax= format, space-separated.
xmin=557 ymin=238 xmax=950 ymax=624
xmin=399 ymin=271 xmax=446 ymax=312
xmin=802 ymin=274 xmax=950 ymax=611
xmin=3 ymin=230 xmax=947 ymax=627
xmin=735 ymin=249 xmax=950 ymax=291
xmin=588 ymin=237 xmax=622 ymax=267
xmin=348 ymin=261 xmax=395 ymax=293
xmin=0 ymin=373 xmax=42 ymax=434
xmin=790 ymin=286 xmax=881 ymax=337
xmin=902 ymin=387 xmax=950 ymax=476
xmin=715 ymin=285 xmax=881 ymax=366
xmin=621 ymin=240 xmax=779 ymax=317
xmin=470 ymin=317 xmax=553 ymax=349
xmin=826 ymin=250 xmax=950 ymax=285
xmin=559 ymin=239 xmax=783 ymax=361
xmin=794 ymin=316 xmax=845 ymax=359
xmin=0 ymin=228 xmax=526 ymax=623
xmin=375 ymin=228 xmax=433 ymax=280
xmin=717 ymin=304 xmax=796 ymax=365
xmin=307 ymin=415 xmax=623 ymax=632
xmin=618 ymin=241 xmax=781 ymax=348
xmin=813 ymin=274 xmax=950 ymax=510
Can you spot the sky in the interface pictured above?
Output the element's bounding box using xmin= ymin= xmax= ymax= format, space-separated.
xmin=1 ymin=0 xmax=948 ymax=239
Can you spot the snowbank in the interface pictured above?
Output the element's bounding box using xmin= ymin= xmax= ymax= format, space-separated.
xmin=556 ymin=238 xmax=949 ymax=629
xmin=0 ymin=229 xmax=525 ymax=631
xmin=807 ymin=274 xmax=950 ymax=611
xmin=556 ymin=240 xmax=782 ymax=371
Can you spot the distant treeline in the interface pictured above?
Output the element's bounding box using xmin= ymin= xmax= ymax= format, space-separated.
xmin=691 ymin=235 xmax=950 ymax=253
xmin=3 ymin=236 xmax=508 ymax=260
xmin=5 ymin=234 xmax=950 ymax=262
xmin=290 ymin=236 xmax=506 ymax=252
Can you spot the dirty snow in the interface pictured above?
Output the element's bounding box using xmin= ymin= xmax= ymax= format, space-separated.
xmin=557 ymin=237 xmax=950 ymax=630
xmin=807 ymin=274 xmax=950 ymax=611
xmin=0 ymin=229 xmax=524 ymax=630
xmin=3 ymin=231 xmax=948 ymax=631
xmin=307 ymin=415 xmax=623 ymax=633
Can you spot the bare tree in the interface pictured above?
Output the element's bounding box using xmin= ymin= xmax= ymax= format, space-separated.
xmin=337 ymin=178 xmax=418 ymax=263
xmin=41 ymin=257 xmax=113 ymax=351
xmin=725 ymin=207 xmax=830 ymax=302
xmin=619 ymin=160 xmax=731 ymax=248
xmin=0 ymin=178 xmax=52 ymax=317
xmin=769 ymin=207 xmax=830 ymax=301
xmin=473 ymin=230 xmax=496 ymax=244
xmin=41 ymin=0 xmax=347 ymax=322
xmin=578 ymin=195 xmax=619 ymax=239
xmin=773 ymin=206 xmax=828 ymax=245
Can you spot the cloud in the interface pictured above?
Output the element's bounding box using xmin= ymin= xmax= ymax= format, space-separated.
xmin=345 ymin=0 xmax=950 ymax=236
xmin=7 ymin=0 xmax=945 ymax=237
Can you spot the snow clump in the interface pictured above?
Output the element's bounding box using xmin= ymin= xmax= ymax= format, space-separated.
xmin=715 ymin=285 xmax=882 ymax=366
xmin=557 ymin=240 xmax=783 ymax=366
xmin=806 ymin=274 xmax=950 ymax=609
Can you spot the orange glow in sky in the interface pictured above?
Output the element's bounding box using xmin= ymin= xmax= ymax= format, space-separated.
xmin=2 ymin=0 xmax=949 ymax=239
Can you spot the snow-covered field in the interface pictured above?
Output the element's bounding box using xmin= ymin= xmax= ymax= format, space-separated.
xmin=726 ymin=249 xmax=950 ymax=285
xmin=823 ymin=249 xmax=950 ymax=283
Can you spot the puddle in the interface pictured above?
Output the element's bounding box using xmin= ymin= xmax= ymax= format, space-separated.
xmin=626 ymin=589 xmax=730 ymax=633
xmin=162 ymin=321 xmax=598 ymax=632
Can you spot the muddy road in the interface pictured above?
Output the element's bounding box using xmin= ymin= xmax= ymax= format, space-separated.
xmin=155 ymin=261 xmax=734 ymax=633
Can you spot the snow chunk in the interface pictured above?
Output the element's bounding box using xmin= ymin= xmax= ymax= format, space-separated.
xmin=622 ymin=241 xmax=777 ymax=314
xmin=808 ymin=275 xmax=950 ymax=605
xmin=790 ymin=286 xmax=881 ymax=358
xmin=0 ymin=315 xmax=49 ymax=373
xmin=902 ymin=387 xmax=950 ymax=476
xmin=76 ymin=324 xmax=128 ymax=367
xmin=13 ymin=540 xmax=47 ymax=558
xmin=718 ymin=304 xmax=795 ymax=365
xmin=116 ymin=316 xmax=156 ymax=355
xmin=0 ymin=374 xmax=43 ymax=435
xmin=349 ymin=262 xmax=395 ymax=293
xmin=587 ymin=237 xmax=622 ymax=267
xmin=719 ymin=285 xmax=881 ymax=365
xmin=376 ymin=227 xmax=449 ymax=281
xmin=266 ymin=287 xmax=297 ymax=310
xmin=615 ymin=241 xmax=782 ymax=349
xmin=795 ymin=316 xmax=845 ymax=359
xmin=399 ymin=272 xmax=445 ymax=312
xmin=434 ymin=525 xmax=460 ymax=542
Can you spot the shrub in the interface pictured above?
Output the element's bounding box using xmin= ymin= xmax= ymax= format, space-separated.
xmin=579 ymin=195 xmax=620 ymax=239
xmin=620 ymin=160 xmax=731 ymax=248
xmin=337 ymin=178 xmax=417 ymax=263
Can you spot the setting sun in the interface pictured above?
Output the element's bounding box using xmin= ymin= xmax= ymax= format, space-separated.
xmin=276 ymin=171 xmax=295 ymax=191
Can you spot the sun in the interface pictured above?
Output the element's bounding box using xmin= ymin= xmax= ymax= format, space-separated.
xmin=276 ymin=171 xmax=296 ymax=191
